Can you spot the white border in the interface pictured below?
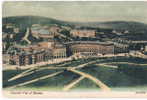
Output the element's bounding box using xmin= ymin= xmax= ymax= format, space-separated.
xmin=1 ymin=0 xmax=147 ymax=100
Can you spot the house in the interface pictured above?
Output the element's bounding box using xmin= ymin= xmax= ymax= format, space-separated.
xmin=145 ymin=45 xmax=147 ymax=52
xmin=7 ymin=40 xmax=67 ymax=66
xmin=8 ymin=45 xmax=53 ymax=66
xmin=70 ymin=29 xmax=96 ymax=38
xmin=52 ymin=43 xmax=67 ymax=58
xmin=2 ymin=42 xmax=7 ymax=53
xmin=49 ymin=26 xmax=61 ymax=33
xmin=38 ymin=41 xmax=54 ymax=49
xmin=113 ymin=42 xmax=129 ymax=53
xmin=13 ymin=28 xmax=19 ymax=33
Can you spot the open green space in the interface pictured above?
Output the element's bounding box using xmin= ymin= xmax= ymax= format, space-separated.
xmin=3 ymin=56 xmax=147 ymax=91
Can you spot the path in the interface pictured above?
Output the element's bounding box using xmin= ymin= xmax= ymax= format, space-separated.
xmin=7 ymin=58 xmax=102 ymax=82
xmin=101 ymin=62 xmax=147 ymax=66
xmin=63 ymin=76 xmax=85 ymax=91
xmin=95 ymin=64 xmax=118 ymax=69
xmin=8 ymin=66 xmax=67 ymax=82
xmin=8 ymin=67 xmax=40 ymax=82
xmin=7 ymin=59 xmax=111 ymax=91
xmin=68 ymin=69 xmax=111 ymax=91
xmin=22 ymin=28 xmax=31 ymax=44
xmin=8 ymin=71 xmax=63 ymax=88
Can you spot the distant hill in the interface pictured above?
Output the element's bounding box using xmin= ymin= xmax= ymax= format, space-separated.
xmin=71 ymin=21 xmax=147 ymax=32
xmin=2 ymin=16 xmax=70 ymax=30
xmin=98 ymin=21 xmax=147 ymax=32
xmin=2 ymin=16 xmax=147 ymax=40
xmin=3 ymin=16 xmax=147 ymax=32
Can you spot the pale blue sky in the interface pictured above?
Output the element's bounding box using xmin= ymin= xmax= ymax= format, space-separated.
xmin=3 ymin=1 xmax=147 ymax=23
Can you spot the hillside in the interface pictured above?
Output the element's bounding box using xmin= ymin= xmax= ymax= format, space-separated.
xmin=98 ymin=21 xmax=147 ymax=32
xmin=2 ymin=16 xmax=147 ymax=41
xmin=3 ymin=16 xmax=147 ymax=31
xmin=3 ymin=16 xmax=70 ymax=30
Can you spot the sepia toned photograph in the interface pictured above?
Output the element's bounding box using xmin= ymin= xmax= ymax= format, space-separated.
xmin=2 ymin=1 xmax=147 ymax=98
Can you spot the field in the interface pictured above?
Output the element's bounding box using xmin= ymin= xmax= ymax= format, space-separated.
xmin=3 ymin=56 xmax=147 ymax=91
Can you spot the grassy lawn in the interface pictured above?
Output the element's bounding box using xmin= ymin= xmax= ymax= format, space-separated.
xmin=3 ymin=56 xmax=147 ymax=91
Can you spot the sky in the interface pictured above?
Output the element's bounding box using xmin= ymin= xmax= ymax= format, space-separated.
xmin=2 ymin=1 xmax=147 ymax=23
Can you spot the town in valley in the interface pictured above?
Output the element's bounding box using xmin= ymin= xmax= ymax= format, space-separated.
xmin=2 ymin=2 xmax=147 ymax=92
xmin=3 ymin=16 xmax=147 ymax=68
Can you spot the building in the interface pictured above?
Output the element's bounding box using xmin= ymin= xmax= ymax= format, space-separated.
xmin=9 ymin=50 xmax=52 ymax=66
xmin=38 ymin=41 xmax=55 ymax=49
xmin=8 ymin=46 xmax=53 ymax=66
xmin=113 ymin=42 xmax=129 ymax=53
xmin=8 ymin=40 xmax=66 ymax=66
xmin=13 ymin=28 xmax=19 ymax=33
xmin=61 ymin=26 xmax=72 ymax=31
xmin=70 ymin=29 xmax=96 ymax=38
xmin=3 ymin=54 xmax=10 ymax=64
xmin=5 ymin=23 xmax=15 ymax=29
xmin=2 ymin=42 xmax=7 ymax=53
xmin=7 ymin=40 xmax=115 ymax=66
xmin=38 ymin=29 xmax=54 ymax=39
xmin=66 ymin=41 xmax=114 ymax=56
xmin=31 ymin=24 xmax=41 ymax=37
xmin=31 ymin=24 xmax=55 ymax=39
xmin=52 ymin=43 xmax=67 ymax=58
xmin=145 ymin=45 xmax=147 ymax=52
xmin=49 ymin=26 xmax=61 ymax=33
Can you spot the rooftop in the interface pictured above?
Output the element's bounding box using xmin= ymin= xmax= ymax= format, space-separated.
xmin=38 ymin=29 xmax=52 ymax=35
xmin=64 ymin=41 xmax=114 ymax=45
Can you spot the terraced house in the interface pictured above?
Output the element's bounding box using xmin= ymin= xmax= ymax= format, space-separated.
xmin=8 ymin=41 xmax=66 ymax=66
xmin=8 ymin=44 xmax=53 ymax=66
xmin=7 ymin=40 xmax=115 ymax=66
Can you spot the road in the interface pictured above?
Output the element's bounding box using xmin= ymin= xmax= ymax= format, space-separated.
xmin=5 ymin=52 xmax=146 ymax=71
xmin=3 ymin=58 xmax=72 ymax=70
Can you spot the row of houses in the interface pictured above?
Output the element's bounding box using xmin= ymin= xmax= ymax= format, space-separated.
xmin=5 ymin=41 xmax=147 ymax=66
xmin=6 ymin=40 xmax=114 ymax=66
xmin=7 ymin=40 xmax=66 ymax=66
